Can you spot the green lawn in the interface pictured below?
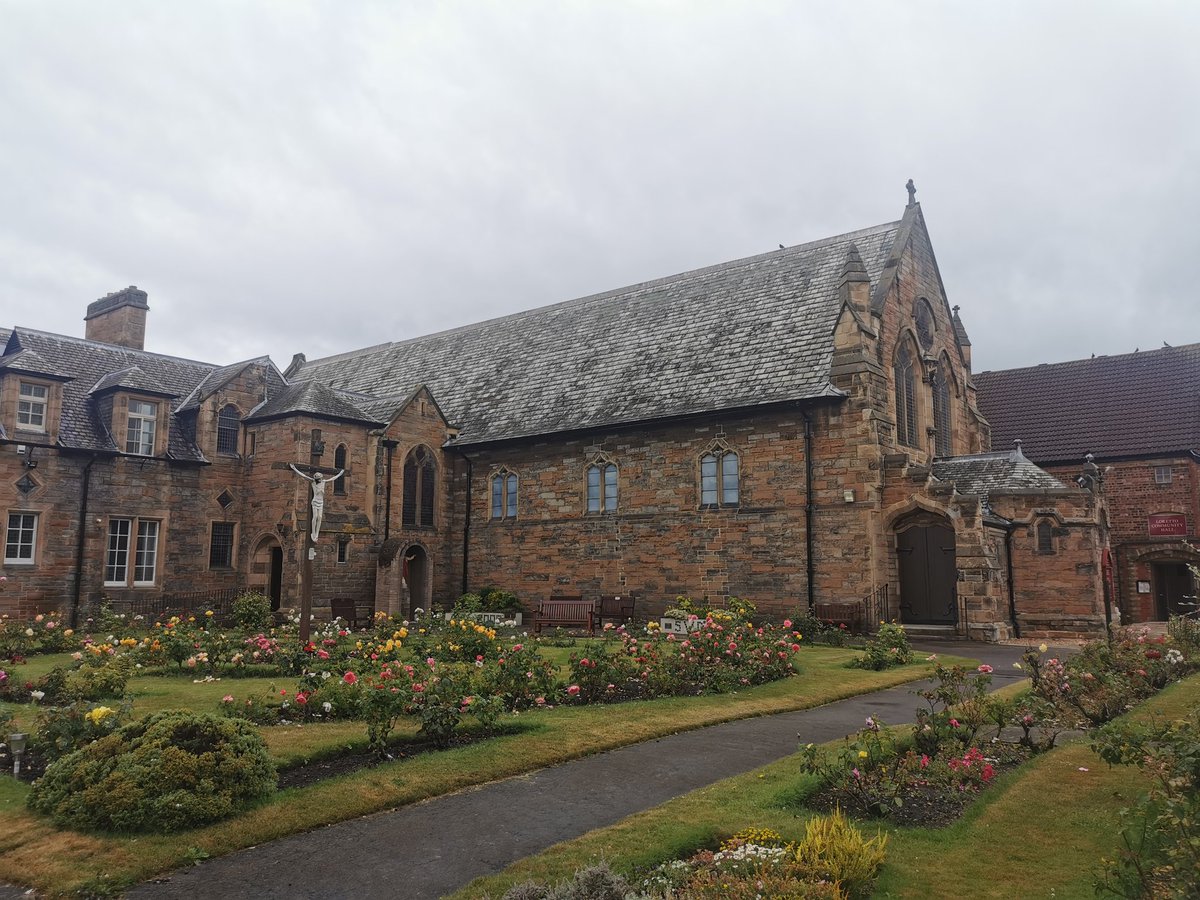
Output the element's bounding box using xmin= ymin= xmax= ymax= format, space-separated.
xmin=449 ymin=673 xmax=1200 ymax=900
xmin=0 ymin=645 xmax=961 ymax=897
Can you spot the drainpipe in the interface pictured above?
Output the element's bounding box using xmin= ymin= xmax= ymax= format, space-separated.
xmin=381 ymin=439 xmax=398 ymax=540
xmin=802 ymin=411 xmax=816 ymax=614
xmin=70 ymin=455 xmax=99 ymax=629
xmin=460 ymin=453 xmax=473 ymax=595
xmin=1004 ymin=526 xmax=1020 ymax=639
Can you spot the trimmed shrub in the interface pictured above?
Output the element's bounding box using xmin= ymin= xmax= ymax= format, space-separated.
xmin=231 ymin=591 xmax=274 ymax=631
xmin=28 ymin=710 xmax=275 ymax=832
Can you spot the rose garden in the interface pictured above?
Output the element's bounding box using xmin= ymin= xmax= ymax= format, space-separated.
xmin=0 ymin=592 xmax=1198 ymax=898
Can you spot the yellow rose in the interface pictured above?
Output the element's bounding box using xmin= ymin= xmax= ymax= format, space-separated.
xmin=858 ymin=750 xmax=869 ymax=759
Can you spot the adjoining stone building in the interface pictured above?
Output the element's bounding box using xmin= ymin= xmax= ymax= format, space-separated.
xmin=0 ymin=192 xmax=1109 ymax=639
xmin=976 ymin=344 xmax=1200 ymax=624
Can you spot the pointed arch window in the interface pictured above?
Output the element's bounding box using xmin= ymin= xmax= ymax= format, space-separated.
xmin=932 ymin=366 xmax=953 ymax=457
xmin=894 ymin=340 xmax=918 ymax=448
xmin=700 ymin=447 xmax=740 ymax=507
xmin=586 ymin=458 xmax=618 ymax=514
xmin=402 ymin=446 xmax=436 ymax=528
xmin=490 ymin=470 xmax=519 ymax=519
xmin=1036 ymin=520 xmax=1055 ymax=554
xmin=216 ymin=405 xmax=240 ymax=456
xmin=333 ymin=444 xmax=347 ymax=495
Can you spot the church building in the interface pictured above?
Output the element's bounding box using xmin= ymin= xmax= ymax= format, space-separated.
xmin=0 ymin=190 xmax=1109 ymax=640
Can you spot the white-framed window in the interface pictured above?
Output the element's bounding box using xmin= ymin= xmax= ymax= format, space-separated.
xmin=105 ymin=518 xmax=160 ymax=586
xmin=586 ymin=461 xmax=618 ymax=513
xmin=4 ymin=512 xmax=38 ymax=564
xmin=1154 ymin=466 xmax=1173 ymax=485
xmin=700 ymin=450 xmax=740 ymax=507
xmin=490 ymin=470 xmax=518 ymax=519
xmin=17 ymin=382 xmax=48 ymax=431
xmin=126 ymin=399 xmax=158 ymax=455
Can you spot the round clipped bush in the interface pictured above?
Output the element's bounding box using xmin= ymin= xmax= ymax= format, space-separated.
xmin=28 ymin=710 xmax=276 ymax=832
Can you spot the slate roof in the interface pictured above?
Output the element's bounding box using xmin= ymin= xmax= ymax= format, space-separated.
xmin=246 ymin=380 xmax=383 ymax=426
xmin=295 ymin=219 xmax=904 ymax=445
xmin=89 ymin=365 xmax=176 ymax=398
xmin=177 ymin=360 xmax=264 ymax=413
xmin=975 ymin=344 xmax=1200 ymax=463
xmin=0 ymin=348 xmax=72 ymax=380
xmin=931 ymin=447 xmax=1070 ymax=496
xmin=2 ymin=328 xmax=218 ymax=458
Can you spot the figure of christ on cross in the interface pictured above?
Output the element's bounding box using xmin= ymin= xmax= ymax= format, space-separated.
xmin=289 ymin=464 xmax=344 ymax=542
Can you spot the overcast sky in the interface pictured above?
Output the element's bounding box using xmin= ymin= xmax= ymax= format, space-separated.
xmin=2 ymin=1 xmax=1198 ymax=375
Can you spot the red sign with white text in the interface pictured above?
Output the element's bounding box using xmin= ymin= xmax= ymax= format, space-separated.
xmin=1147 ymin=513 xmax=1188 ymax=537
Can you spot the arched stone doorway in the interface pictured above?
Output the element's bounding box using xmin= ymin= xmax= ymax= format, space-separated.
xmin=403 ymin=544 xmax=431 ymax=613
xmin=895 ymin=512 xmax=958 ymax=626
xmin=251 ymin=535 xmax=284 ymax=612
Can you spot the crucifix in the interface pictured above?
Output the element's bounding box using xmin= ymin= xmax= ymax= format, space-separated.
xmin=290 ymin=463 xmax=344 ymax=643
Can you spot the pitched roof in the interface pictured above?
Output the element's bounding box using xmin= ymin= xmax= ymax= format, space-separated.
xmin=931 ymin=447 xmax=1070 ymax=495
xmin=89 ymin=365 xmax=177 ymax=398
xmin=245 ymin=380 xmax=384 ymax=426
xmin=4 ymin=328 xmax=218 ymax=455
xmin=974 ymin=343 xmax=1200 ymax=463
xmin=176 ymin=358 xmax=278 ymax=413
xmin=295 ymin=218 xmax=905 ymax=445
xmin=0 ymin=347 xmax=73 ymax=380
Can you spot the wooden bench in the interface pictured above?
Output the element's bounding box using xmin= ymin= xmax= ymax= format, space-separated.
xmin=330 ymin=597 xmax=372 ymax=630
xmin=813 ymin=600 xmax=865 ymax=634
xmin=596 ymin=594 xmax=635 ymax=627
xmin=533 ymin=596 xmax=595 ymax=635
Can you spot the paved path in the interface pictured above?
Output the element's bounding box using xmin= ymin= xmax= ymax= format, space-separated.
xmin=124 ymin=641 xmax=1030 ymax=900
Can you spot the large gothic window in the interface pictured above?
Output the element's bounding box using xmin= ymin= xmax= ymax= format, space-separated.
xmin=894 ymin=340 xmax=918 ymax=448
xmin=932 ymin=366 xmax=953 ymax=457
xmin=402 ymin=446 xmax=436 ymax=527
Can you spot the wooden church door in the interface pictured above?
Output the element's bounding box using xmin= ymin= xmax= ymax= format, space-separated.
xmin=897 ymin=522 xmax=958 ymax=625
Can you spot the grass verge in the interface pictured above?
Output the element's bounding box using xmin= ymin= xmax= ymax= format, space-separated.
xmin=0 ymin=647 xmax=960 ymax=897
xmin=449 ymin=672 xmax=1200 ymax=900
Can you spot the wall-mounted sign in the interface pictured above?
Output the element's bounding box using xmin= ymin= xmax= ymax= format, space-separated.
xmin=1147 ymin=513 xmax=1188 ymax=537
xmin=1137 ymin=580 xmax=1151 ymax=594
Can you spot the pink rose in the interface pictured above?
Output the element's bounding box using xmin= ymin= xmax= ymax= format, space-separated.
xmin=342 ymin=671 xmax=358 ymax=685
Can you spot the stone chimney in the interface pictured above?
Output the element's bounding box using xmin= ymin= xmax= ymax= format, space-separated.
xmin=85 ymin=286 xmax=149 ymax=350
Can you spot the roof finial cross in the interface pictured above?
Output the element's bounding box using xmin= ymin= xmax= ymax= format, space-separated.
xmin=905 ymin=178 xmax=917 ymax=207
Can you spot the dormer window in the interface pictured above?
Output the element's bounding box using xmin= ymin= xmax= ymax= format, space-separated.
xmin=126 ymin=399 xmax=158 ymax=455
xmin=17 ymin=382 xmax=48 ymax=431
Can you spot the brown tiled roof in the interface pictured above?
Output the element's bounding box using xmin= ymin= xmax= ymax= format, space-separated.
xmin=974 ymin=343 xmax=1200 ymax=464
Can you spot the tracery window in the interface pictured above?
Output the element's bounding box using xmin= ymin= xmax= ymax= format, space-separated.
xmin=402 ymin=446 xmax=436 ymax=527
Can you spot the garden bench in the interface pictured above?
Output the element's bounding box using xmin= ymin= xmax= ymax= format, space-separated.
xmin=533 ymin=596 xmax=595 ymax=635
xmin=813 ymin=600 xmax=865 ymax=634
xmin=596 ymin=594 xmax=636 ymax=627
xmin=330 ymin=597 xmax=372 ymax=630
